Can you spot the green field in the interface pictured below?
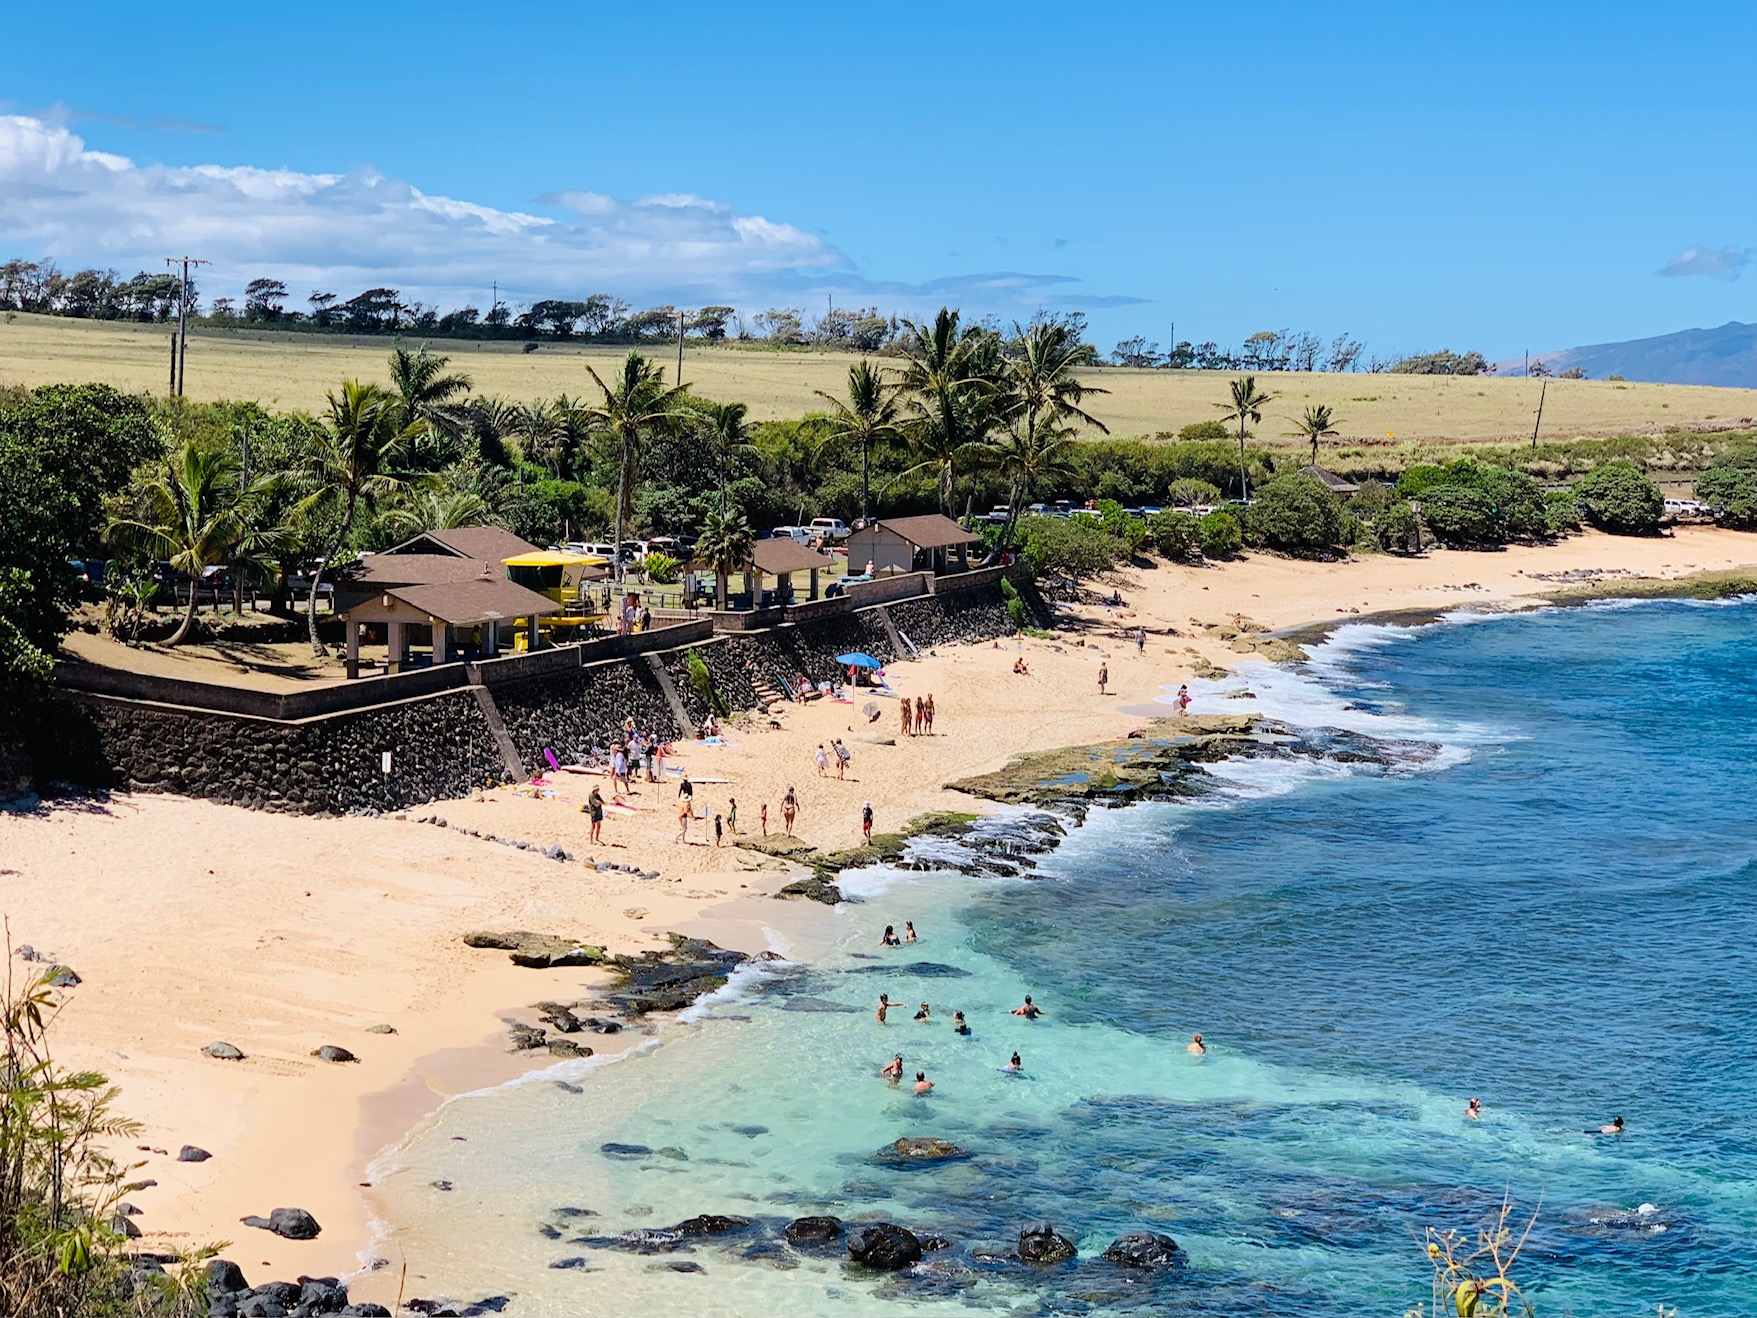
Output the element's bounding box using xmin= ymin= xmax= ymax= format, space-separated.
xmin=4 ymin=312 xmax=1754 ymax=445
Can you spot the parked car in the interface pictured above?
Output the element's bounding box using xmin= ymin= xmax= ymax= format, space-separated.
xmin=768 ymin=526 xmax=811 ymax=543
xmin=1665 ymin=498 xmax=1707 ymax=517
xmin=980 ymin=506 xmax=1012 ymax=524
xmin=807 ymin=518 xmax=850 ymax=542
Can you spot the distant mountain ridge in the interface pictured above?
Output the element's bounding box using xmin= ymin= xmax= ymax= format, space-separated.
xmin=1494 ymin=321 xmax=1756 ymax=387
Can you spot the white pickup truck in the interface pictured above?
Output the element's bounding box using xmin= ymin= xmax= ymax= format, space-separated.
xmin=807 ymin=518 xmax=851 ymax=542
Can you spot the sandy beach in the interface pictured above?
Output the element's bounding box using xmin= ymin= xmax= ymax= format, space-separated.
xmin=4 ymin=525 xmax=1754 ymax=1291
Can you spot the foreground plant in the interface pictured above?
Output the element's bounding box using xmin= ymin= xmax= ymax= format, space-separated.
xmin=1408 ymin=1196 xmax=1537 ymax=1318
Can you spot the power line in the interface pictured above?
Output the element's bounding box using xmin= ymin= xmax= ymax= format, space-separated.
xmin=164 ymin=255 xmax=209 ymax=397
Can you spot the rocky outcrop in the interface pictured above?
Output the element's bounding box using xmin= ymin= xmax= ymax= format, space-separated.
xmin=1100 ymin=1230 xmax=1185 ymax=1268
xmin=463 ymin=930 xmax=610 ymax=970
xmin=846 ymin=1222 xmax=923 ymax=1270
xmin=873 ymin=1137 xmax=971 ymax=1165
xmin=240 ymin=1207 xmax=321 ymax=1240
xmin=784 ymin=1215 xmax=844 ymax=1244
xmin=1017 ymin=1219 xmax=1077 ymax=1264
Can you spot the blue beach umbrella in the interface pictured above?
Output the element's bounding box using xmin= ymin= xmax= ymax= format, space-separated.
xmin=836 ymin=652 xmax=883 ymax=669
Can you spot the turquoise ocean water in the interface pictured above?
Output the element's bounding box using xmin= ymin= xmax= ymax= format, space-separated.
xmin=375 ymin=598 xmax=1757 ymax=1316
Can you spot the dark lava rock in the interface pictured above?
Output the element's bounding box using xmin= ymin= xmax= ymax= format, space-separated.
xmin=340 ymin=1306 xmax=391 ymax=1317
xmin=311 ymin=1045 xmax=357 ymax=1064
xmin=110 ymin=1212 xmax=142 ymax=1238
xmin=548 ymin=1257 xmax=594 ymax=1270
xmin=177 ymin=1145 xmax=211 ymax=1162
xmin=206 ymin=1259 xmax=249 ymax=1294
xmin=726 ymin=1124 xmax=768 ymax=1138
xmin=1101 ymin=1229 xmax=1185 ymax=1268
xmin=646 ymin=1260 xmax=704 ymax=1273
xmin=553 ymin=1080 xmax=583 ymax=1094
xmin=537 ymin=1003 xmax=582 ymax=1033
xmin=202 ymin=1041 xmax=245 ymax=1061
xmin=556 ymin=1206 xmax=599 ymax=1219
xmin=1018 ymin=1219 xmax=1076 ymax=1264
xmin=874 ymin=1136 xmax=971 ymax=1165
xmin=537 ymin=1223 xmax=563 ymax=1240
xmin=430 ymin=1180 xmax=454 ymax=1192
xmin=849 ymin=960 xmax=970 ymax=978
xmin=506 ymin=1024 xmax=547 ymax=1052
xmin=657 ymin=1146 xmax=688 ymax=1161
xmin=918 ymin=1234 xmax=955 ymax=1251
xmin=298 ymin=1278 xmax=346 ymax=1312
xmin=583 ymin=1017 xmax=623 ymax=1034
xmin=600 ymin=1142 xmax=652 ymax=1159
xmin=669 ymin=1213 xmax=750 ymax=1236
xmin=251 ymin=1280 xmax=302 ymax=1307
xmin=116 ymin=1201 xmax=141 ymax=1216
xmin=846 ymin=1222 xmax=923 ymax=1270
xmin=546 ymin=1038 xmax=593 ymax=1059
xmin=240 ymin=1206 xmax=321 ymax=1240
xmin=784 ymin=1215 xmax=844 ymax=1244
xmin=125 ymin=1178 xmax=158 ymax=1190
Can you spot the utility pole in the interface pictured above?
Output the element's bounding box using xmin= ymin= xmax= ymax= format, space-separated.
xmin=676 ymin=309 xmax=685 ymax=385
xmin=164 ymin=255 xmax=208 ymax=397
xmin=1530 ymin=379 xmax=1547 ymax=450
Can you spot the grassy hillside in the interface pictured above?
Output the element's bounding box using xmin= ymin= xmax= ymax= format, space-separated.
xmin=3 ymin=312 xmax=1755 ymax=443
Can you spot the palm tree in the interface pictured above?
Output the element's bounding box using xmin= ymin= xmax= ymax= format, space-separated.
xmin=1288 ymin=403 xmax=1342 ymax=466
xmin=1216 ymin=375 xmax=1275 ymax=501
xmin=989 ymin=319 xmax=1110 ymax=553
xmin=583 ymin=351 xmax=689 ymax=583
xmin=702 ymin=401 xmax=759 ymax=513
xmin=991 ymin=418 xmax=1079 ymax=555
xmin=107 ymin=440 xmax=270 ymax=646
xmin=379 ymin=487 xmax=499 ymax=540
xmin=695 ymin=505 xmax=755 ymax=609
xmin=467 ymin=396 xmax=519 ymax=468
xmin=895 ymin=308 xmax=1003 ymax=518
xmin=388 ymin=344 xmax=472 ymax=459
xmin=514 ymin=400 xmax=563 ymax=475
xmin=813 ymin=360 xmax=901 ymax=522
xmin=297 ymin=380 xmax=419 ymax=654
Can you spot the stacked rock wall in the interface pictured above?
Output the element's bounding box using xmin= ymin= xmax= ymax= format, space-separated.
xmin=491 ymin=656 xmax=684 ymax=766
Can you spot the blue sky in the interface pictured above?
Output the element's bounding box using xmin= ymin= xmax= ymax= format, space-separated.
xmin=3 ymin=0 xmax=1753 ymax=359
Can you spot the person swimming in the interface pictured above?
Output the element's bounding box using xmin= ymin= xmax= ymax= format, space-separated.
xmin=1466 ymin=1098 xmax=1482 ymax=1121
xmin=913 ymin=1071 xmax=934 ymax=1094
xmin=1187 ymin=1032 xmax=1205 ymax=1055
xmin=1592 ymin=1115 xmax=1626 ymax=1134
xmin=904 ymin=921 xmax=917 ymax=944
xmin=952 ymin=1010 xmax=970 ymax=1035
xmin=879 ymin=925 xmax=901 ymax=947
xmin=1011 ymin=995 xmax=1042 ymax=1019
xmin=880 ymin=1055 xmax=904 ymax=1082
xmin=1002 ymin=1051 xmax=1022 ymax=1073
xmin=913 ymin=1002 xmax=931 ymax=1022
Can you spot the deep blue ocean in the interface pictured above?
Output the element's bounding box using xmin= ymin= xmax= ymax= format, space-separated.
xmin=381 ymin=598 xmax=1757 ymax=1316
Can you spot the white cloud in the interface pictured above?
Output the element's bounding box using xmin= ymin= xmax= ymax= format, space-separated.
xmin=0 ymin=114 xmax=844 ymax=307
xmin=1659 ymin=244 xmax=1750 ymax=280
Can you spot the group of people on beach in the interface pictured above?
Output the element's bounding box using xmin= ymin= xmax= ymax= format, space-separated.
xmin=814 ymin=739 xmax=853 ymax=779
xmin=900 ymin=694 xmax=936 ymax=737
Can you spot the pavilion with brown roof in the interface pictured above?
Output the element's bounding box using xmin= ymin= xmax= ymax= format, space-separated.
xmin=847 ymin=514 xmax=982 ymax=575
xmin=700 ymin=538 xmax=838 ymax=608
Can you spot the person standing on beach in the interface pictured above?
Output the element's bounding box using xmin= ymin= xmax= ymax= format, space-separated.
xmin=1098 ymin=662 xmax=1109 ymax=695
xmin=726 ymin=797 xmax=739 ymax=834
xmin=782 ymin=787 xmax=799 ymax=835
xmin=713 ymin=813 xmax=724 ymax=847
xmin=815 ymin=744 xmax=830 ymax=777
xmin=675 ymin=799 xmax=692 ymax=844
xmin=862 ymin=801 xmax=874 ymax=840
xmin=584 ymin=787 xmax=604 ymax=844
xmin=760 ymin=802 xmax=769 ymax=836
xmin=1175 ymin=684 xmax=1192 ymax=715
xmin=901 ymin=700 xmax=913 ymax=737
xmin=914 ymin=695 xmax=926 ymax=732
xmin=924 ymin=694 xmax=935 ymax=732
xmin=1136 ymin=627 xmax=1146 ymax=654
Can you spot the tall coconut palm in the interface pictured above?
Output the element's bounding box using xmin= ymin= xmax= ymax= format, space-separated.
xmin=297 ymin=380 xmax=419 ymax=654
xmin=583 ymin=351 xmax=689 ymax=583
xmin=990 ymin=418 xmax=1079 ymax=555
xmin=895 ymin=308 xmax=1003 ymax=518
xmin=695 ymin=505 xmax=755 ymax=609
xmin=378 ymin=487 xmax=499 ymax=540
xmin=701 ymin=401 xmax=759 ymax=513
xmin=467 ymin=396 xmax=519 ymax=468
xmin=514 ymin=400 xmax=563 ymax=475
xmin=1216 ymin=375 xmax=1275 ymax=501
xmin=1288 ymin=403 xmax=1342 ymax=466
xmin=813 ymin=360 xmax=901 ymax=521
xmin=388 ymin=344 xmax=472 ymax=460
xmin=990 ymin=319 xmax=1110 ymax=552
xmin=107 ymin=440 xmax=271 ymax=646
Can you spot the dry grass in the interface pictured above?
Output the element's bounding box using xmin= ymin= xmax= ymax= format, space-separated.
xmin=4 ymin=311 xmax=1754 ymax=443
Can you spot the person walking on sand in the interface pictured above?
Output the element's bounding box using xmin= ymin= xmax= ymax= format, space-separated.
xmin=924 ymin=694 xmax=935 ymax=732
xmin=584 ymin=786 xmax=605 ymax=844
xmin=713 ymin=813 xmax=724 ymax=847
xmin=760 ymin=802 xmax=769 ymax=836
xmin=876 ymin=994 xmax=892 ymax=1023
xmin=1098 ymin=662 xmax=1109 ymax=695
xmin=881 ymin=1055 xmax=904 ymax=1083
xmin=1136 ymin=626 xmax=1146 ymax=654
xmin=675 ymin=799 xmax=692 ymax=844
xmin=862 ymin=801 xmax=874 ymax=840
xmin=833 ymin=738 xmax=851 ymax=779
xmin=815 ymin=743 xmax=830 ymax=777
xmin=900 ymin=699 xmax=913 ymax=737
xmin=1187 ymin=1032 xmax=1206 ymax=1055
xmin=610 ymin=745 xmax=628 ymax=801
xmin=1176 ymin=684 xmax=1192 ymax=715
xmin=913 ymin=1070 xmax=934 ymax=1094
xmin=782 ymin=786 xmax=799 ymax=835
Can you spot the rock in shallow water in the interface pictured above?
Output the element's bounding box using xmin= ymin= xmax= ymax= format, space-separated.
xmin=784 ymin=1215 xmax=843 ymax=1244
xmin=846 ymin=1222 xmax=923 ymax=1270
xmin=1018 ymin=1219 xmax=1076 ymax=1264
xmin=874 ymin=1136 xmax=970 ymax=1164
xmin=1101 ymin=1229 xmax=1185 ymax=1268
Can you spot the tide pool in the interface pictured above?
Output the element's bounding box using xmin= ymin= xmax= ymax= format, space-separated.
xmin=373 ymin=598 xmax=1757 ymax=1316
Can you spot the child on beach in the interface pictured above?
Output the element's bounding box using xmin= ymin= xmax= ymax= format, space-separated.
xmin=1176 ymin=684 xmax=1191 ymax=715
xmin=714 ymin=813 xmax=724 ymax=847
xmin=760 ymin=802 xmax=769 ymax=836
xmin=815 ymin=744 xmax=830 ymax=777
xmin=862 ymin=801 xmax=874 ymax=840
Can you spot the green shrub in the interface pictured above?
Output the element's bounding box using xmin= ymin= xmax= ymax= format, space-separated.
xmin=1166 ymin=477 xmax=1223 ymax=508
xmin=642 ymin=551 xmax=680 ymax=584
xmin=1017 ymin=514 xmax=1126 ymax=583
xmin=1572 ymin=460 xmax=1663 ymax=535
xmin=1199 ymin=508 xmax=1243 ymax=558
xmin=1693 ymin=445 xmax=1757 ymax=528
xmin=1244 ymin=473 xmax=1348 ymax=554
xmin=1396 ymin=464 xmax=1450 ymax=498
xmin=999 ymin=574 xmax=1026 ymax=629
xmin=1374 ymin=500 xmax=1422 ymax=554
xmin=685 ymin=647 xmax=728 ymax=717
xmin=1177 ymin=419 xmax=1231 ymax=441
xmin=1095 ymin=500 xmax=1149 ymax=555
xmin=1349 ymin=479 xmax=1396 ymax=517
xmin=1543 ymin=489 xmax=1581 ymax=535
xmin=1148 ymin=510 xmax=1204 ymax=563
xmin=1418 ymin=485 xmax=1501 ymax=546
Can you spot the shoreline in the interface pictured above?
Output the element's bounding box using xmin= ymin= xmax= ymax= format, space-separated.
xmin=5 ymin=526 xmax=1757 ymax=1295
